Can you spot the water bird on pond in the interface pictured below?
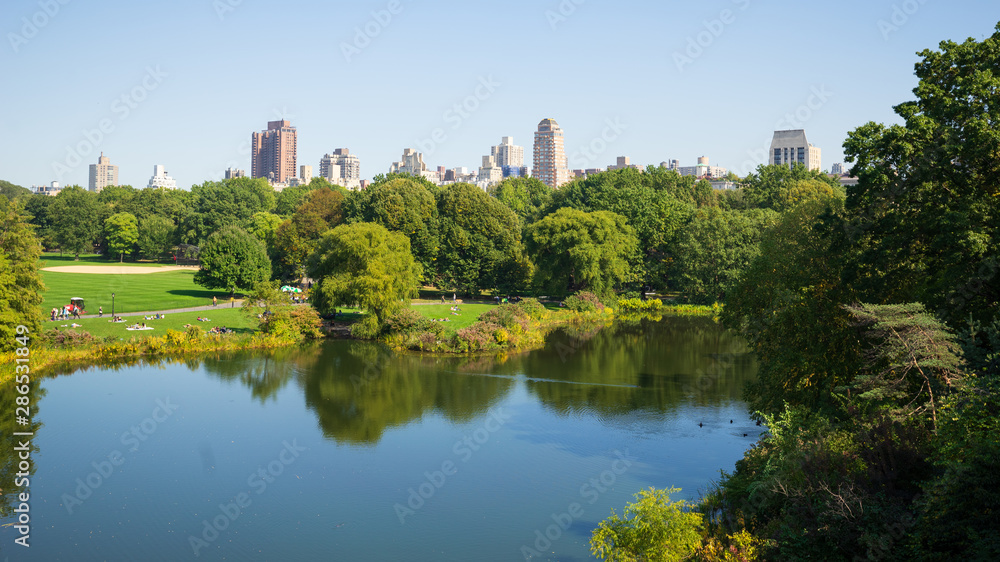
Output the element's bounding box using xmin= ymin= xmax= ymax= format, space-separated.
xmin=698 ymin=422 xmax=703 ymax=427
xmin=730 ymin=420 xmax=733 ymax=424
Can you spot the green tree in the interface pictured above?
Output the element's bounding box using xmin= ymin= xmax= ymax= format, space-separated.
xmin=0 ymin=196 xmax=45 ymax=350
xmin=273 ymin=187 xmax=346 ymax=280
xmin=590 ymin=488 xmax=704 ymax=562
xmin=182 ymin=177 xmax=275 ymax=244
xmin=551 ymin=168 xmax=692 ymax=288
xmin=0 ymin=180 xmax=31 ymax=202
xmin=345 ymin=177 xmax=440 ymax=281
xmin=23 ymin=194 xmax=55 ymax=249
xmin=436 ymin=182 xmax=529 ymax=295
xmin=104 ymin=212 xmax=138 ymax=262
xmin=307 ymin=222 xmax=421 ymax=325
xmin=50 ymin=186 xmax=102 ymax=258
xmin=525 ymin=208 xmax=639 ymax=298
xmin=194 ymin=226 xmax=270 ymax=297
xmin=671 ymin=208 xmax=777 ymax=303
xmin=487 ymin=176 xmax=553 ymax=226
xmin=136 ymin=214 xmax=176 ymax=262
xmin=721 ymin=196 xmax=861 ymax=417
xmin=740 ymin=164 xmax=843 ymax=212
xmin=843 ymin=24 xmax=1000 ymax=329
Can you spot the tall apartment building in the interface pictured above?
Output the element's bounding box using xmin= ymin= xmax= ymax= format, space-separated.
xmin=88 ymin=153 xmax=118 ymax=192
xmin=225 ymin=167 xmax=246 ymax=179
xmin=831 ymin=162 xmax=845 ymax=175
xmin=319 ymin=149 xmax=361 ymax=189
xmin=251 ymin=120 xmax=298 ymax=184
xmin=608 ymin=156 xmax=640 ymax=171
xmin=300 ymin=165 xmax=313 ymax=183
xmin=768 ymin=129 xmax=821 ymax=171
xmin=389 ymin=148 xmax=428 ymax=177
xmin=532 ymin=118 xmax=570 ymax=188
xmin=147 ymin=165 xmax=178 ymax=189
xmin=489 ymin=136 xmax=528 ymax=179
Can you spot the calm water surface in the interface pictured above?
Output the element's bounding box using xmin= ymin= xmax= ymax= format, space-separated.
xmin=1 ymin=316 xmax=757 ymax=561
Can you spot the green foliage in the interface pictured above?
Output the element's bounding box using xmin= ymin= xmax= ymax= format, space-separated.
xmin=241 ymin=281 xmax=322 ymax=341
xmin=272 ymin=187 xmax=346 ymax=280
xmin=194 ymin=226 xmax=271 ymax=296
xmin=435 ymin=182 xmax=529 ymax=295
xmin=51 ymin=186 xmax=102 ymax=258
xmin=0 ymin=197 xmax=45 ymax=351
xmin=136 ymin=214 xmax=176 ymax=261
xmin=103 ymin=212 xmax=138 ymax=262
xmin=590 ymin=487 xmax=704 ymax=562
xmin=23 ymin=194 xmax=56 ymax=249
xmin=307 ymin=222 xmax=421 ymax=324
xmin=617 ymin=298 xmax=663 ymax=313
xmin=739 ymin=164 xmax=843 ymax=212
xmin=525 ymin=208 xmax=639 ymax=298
xmin=564 ymin=290 xmax=605 ymax=313
xmin=909 ymin=375 xmax=1000 ymax=559
xmin=843 ymin=24 xmax=1000 ymax=330
xmin=703 ymin=406 xmax=931 ymax=561
xmin=551 ymin=168 xmax=693 ymax=287
xmin=842 ymin=303 xmax=964 ymax=431
xmin=671 ymin=208 xmax=777 ymax=304
xmin=487 ymin=176 xmax=553 ymax=226
xmin=182 ymin=177 xmax=275 ymax=244
xmin=0 ymin=179 xmax=31 ymax=202
xmin=721 ymin=196 xmax=861 ymax=418
xmin=345 ymin=177 xmax=440 ymax=281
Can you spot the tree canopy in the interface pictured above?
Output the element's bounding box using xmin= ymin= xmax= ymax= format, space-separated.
xmin=194 ymin=225 xmax=270 ymax=296
xmin=525 ymin=208 xmax=639 ymax=298
xmin=307 ymin=222 xmax=421 ymax=324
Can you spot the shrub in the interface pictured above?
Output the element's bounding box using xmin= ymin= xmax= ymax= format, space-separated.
xmin=42 ymin=329 xmax=99 ymax=348
xmin=512 ymin=297 xmax=547 ymax=320
xmin=564 ymin=291 xmax=605 ymax=312
xmin=454 ymin=321 xmax=503 ymax=352
xmin=617 ymin=297 xmax=663 ymax=312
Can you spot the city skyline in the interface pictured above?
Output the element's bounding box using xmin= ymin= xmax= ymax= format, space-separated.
xmin=2 ymin=0 xmax=996 ymax=190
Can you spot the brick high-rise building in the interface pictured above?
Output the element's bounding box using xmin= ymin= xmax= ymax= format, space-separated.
xmin=532 ymin=118 xmax=570 ymax=188
xmin=251 ymin=120 xmax=297 ymax=184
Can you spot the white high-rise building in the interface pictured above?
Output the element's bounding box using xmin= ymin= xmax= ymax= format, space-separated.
xmin=319 ymin=149 xmax=361 ymax=189
xmin=492 ymin=136 xmax=524 ymax=168
xmin=768 ymin=129 xmax=821 ymax=171
xmin=477 ymin=155 xmax=503 ymax=188
xmin=678 ymin=156 xmax=727 ymax=178
xmin=389 ymin=148 xmax=428 ymax=177
xmin=147 ymin=165 xmax=178 ymax=189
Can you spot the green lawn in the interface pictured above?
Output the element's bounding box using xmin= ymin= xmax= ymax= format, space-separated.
xmin=40 ymin=269 xmax=236 ymax=315
xmin=46 ymin=308 xmax=256 ymax=340
xmin=412 ymin=303 xmax=497 ymax=332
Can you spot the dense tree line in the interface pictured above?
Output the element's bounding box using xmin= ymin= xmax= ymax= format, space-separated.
xmin=13 ymin=164 xmax=826 ymax=305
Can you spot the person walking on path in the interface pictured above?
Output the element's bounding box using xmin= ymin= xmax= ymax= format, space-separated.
xmin=99 ymin=306 xmax=103 ymax=318
xmin=213 ymin=296 xmax=218 ymax=307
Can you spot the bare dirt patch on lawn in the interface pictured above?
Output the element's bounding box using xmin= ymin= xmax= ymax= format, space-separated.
xmin=41 ymin=265 xmax=196 ymax=274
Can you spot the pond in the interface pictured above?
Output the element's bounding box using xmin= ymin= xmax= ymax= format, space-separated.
xmin=1 ymin=316 xmax=758 ymax=561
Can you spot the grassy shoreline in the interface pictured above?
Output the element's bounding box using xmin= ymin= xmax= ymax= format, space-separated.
xmin=2 ymin=301 xmax=717 ymax=383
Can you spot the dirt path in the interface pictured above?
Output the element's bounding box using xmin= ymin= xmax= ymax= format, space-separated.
xmin=42 ymin=265 xmax=196 ymax=274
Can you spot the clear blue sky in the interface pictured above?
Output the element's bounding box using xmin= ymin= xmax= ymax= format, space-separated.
xmin=3 ymin=0 xmax=997 ymax=189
